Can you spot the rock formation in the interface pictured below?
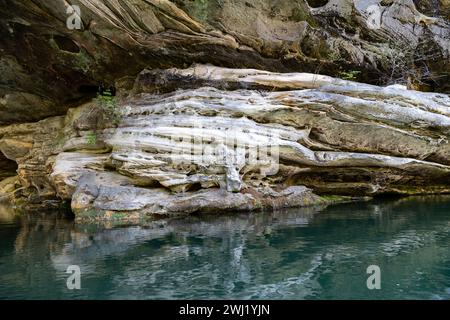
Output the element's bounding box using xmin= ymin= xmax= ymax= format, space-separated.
xmin=1 ymin=1 xmax=449 ymax=222
xmin=1 ymin=65 xmax=449 ymax=221
xmin=1 ymin=0 xmax=449 ymax=125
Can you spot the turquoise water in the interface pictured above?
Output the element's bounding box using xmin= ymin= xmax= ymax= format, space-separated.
xmin=0 ymin=197 xmax=449 ymax=300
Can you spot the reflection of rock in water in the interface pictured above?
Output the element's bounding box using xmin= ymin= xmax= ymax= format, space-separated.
xmin=13 ymin=211 xmax=74 ymax=253
xmin=46 ymin=197 xmax=449 ymax=298
xmin=45 ymin=205 xmax=327 ymax=298
xmin=0 ymin=202 xmax=20 ymax=223
xmin=0 ymin=208 xmax=75 ymax=299
xmin=2 ymin=196 xmax=450 ymax=299
xmin=52 ymin=205 xmax=324 ymax=273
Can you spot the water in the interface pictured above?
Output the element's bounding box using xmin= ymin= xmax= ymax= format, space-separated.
xmin=0 ymin=196 xmax=449 ymax=300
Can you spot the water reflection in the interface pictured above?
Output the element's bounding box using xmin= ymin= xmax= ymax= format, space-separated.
xmin=0 ymin=197 xmax=450 ymax=300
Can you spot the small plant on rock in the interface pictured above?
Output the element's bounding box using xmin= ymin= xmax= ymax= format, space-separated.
xmin=86 ymin=132 xmax=97 ymax=145
xmin=94 ymin=93 xmax=121 ymax=126
xmin=339 ymin=70 xmax=362 ymax=81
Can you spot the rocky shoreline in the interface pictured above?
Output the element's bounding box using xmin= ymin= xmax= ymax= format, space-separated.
xmin=1 ymin=65 xmax=449 ymax=222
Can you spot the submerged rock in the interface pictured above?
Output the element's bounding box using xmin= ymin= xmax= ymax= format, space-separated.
xmin=0 ymin=65 xmax=449 ymax=221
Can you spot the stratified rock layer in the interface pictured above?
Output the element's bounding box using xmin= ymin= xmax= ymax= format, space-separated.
xmin=1 ymin=65 xmax=449 ymax=221
xmin=1 ymin=0 xmax=449 ymax=124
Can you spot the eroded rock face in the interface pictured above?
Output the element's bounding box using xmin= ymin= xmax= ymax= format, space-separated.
xmin=0 ymin=65 xmax=449 ymax=221
xmin=1 ymin=0 xmax=449 ymax=124
xmin=414 ymin=0 xmax=450 ymax=19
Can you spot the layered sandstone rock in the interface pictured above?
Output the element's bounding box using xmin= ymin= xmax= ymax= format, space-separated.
xmin=1 ymin=0 xmax=449 ymax=125
xmin=1 ymin=65 xmax=449 ymax=221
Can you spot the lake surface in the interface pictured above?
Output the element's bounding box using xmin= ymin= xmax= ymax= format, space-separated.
xmin=0 ymin=196 xmax=449 ymax=300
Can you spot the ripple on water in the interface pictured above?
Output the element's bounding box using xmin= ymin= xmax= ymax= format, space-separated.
xmin=380 ymin=230 xmax=435 ymax=257
xmin=1 ymin=197 xmax=450 ymax=299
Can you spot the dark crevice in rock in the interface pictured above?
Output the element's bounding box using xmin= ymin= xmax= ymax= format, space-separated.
xmin=77 ymin=84 xmax=102 ymax=95
xmin=306 ymin=0 xmax=330 ymax=8
xmin=53 ymin=35 xmax=80 ymax=53
xmin=380 ymin=0 xmax=394 ymax=7
xmin=0 ymin=152 xmax=18 ymax=180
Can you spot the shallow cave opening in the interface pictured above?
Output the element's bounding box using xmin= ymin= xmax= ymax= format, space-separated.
xmin=306 ymin=0 xmax=330 ymax=8
xmin=0 ymin=152 xmax=18 ymax=181
xmin=53 ymin=35 xmax=80 ymax=53
xmin=78 ymin=84 xmax=100 ymax=93
xmin=70 ymin=84 xmax=102 ymax=105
